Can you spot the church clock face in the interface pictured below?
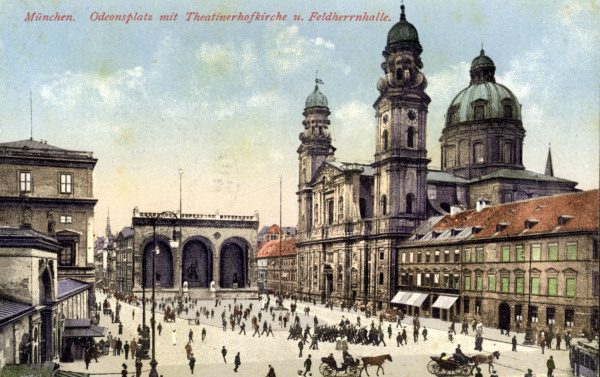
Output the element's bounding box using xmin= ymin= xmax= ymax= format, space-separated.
xmin=382 ymin=113 xmax=389 ymax=125
xmin=407 ymin=109 xmax=417 ymax=123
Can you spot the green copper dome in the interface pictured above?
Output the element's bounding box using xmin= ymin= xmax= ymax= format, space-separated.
xmin=386 ymin=5 xmax=421 ymax=50
xmin=305 ymin=84 xmax=328 ymax=109
xmin=471 ymin=49 xmax=495 ymax=69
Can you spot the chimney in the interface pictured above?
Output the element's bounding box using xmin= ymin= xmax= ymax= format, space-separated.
xmin=476 ymin=198 xmax=490 ymax=212
xmin=450 ymin=204 xmax=464 ymax=215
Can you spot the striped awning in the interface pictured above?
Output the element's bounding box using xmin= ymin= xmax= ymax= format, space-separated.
xmin=391 ymin=290 xmax=412 ymax=304
xmin=405 ymin=292 xmax=429 ymax=307
xmin=431 ymin=295 xmax=459 ymax=309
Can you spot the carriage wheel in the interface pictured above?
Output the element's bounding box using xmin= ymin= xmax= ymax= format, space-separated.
xmin=348 ymin=365 xmax=359 ymax=377
xmin=459 ymin=365 xmax=472 ymax=376
xmin=319 ymin=362 xmax=335 ymax=377
xmin=427 ymin=360 xmax=439 ymax=375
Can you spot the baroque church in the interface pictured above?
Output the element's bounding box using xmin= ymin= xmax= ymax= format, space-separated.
xmin=295 ymin=5 xmax=577 ymax=309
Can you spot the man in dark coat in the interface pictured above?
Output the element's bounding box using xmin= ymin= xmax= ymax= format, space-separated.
xmin=222 ymin=346 xmax=228 ymax=363
xmin=124 ymin=341 xmax=130 ymax=359
xmin=266 ymin=364 xmax=276 ymax=377
xmin=303 ymin=354 xmax=312 ymax=376
xmin=189 ymin=352 xmax=196 ymax=374
xmin=234 ymin=352 xmax=241 ymax=372
xmin=298 ymin=340 xmax=304 ymax=357
xmin=512 ymin=335 xmax=517 ymax=352
xmin=546 ymin=355 xmax=555 ymax=377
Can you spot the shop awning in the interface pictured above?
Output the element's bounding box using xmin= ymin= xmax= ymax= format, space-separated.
xmin=405 ymin=292 xmax=429 ymax=307
xmin=390 ymin=290 xmax=412 ymax=304
xmin=431 ymin=295 xmax=459 ymax=309
xmin=63 ymin=319 xmax=106 ymax=338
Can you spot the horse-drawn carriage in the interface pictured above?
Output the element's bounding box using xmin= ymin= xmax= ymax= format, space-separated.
xmin=427 ymin=351 xmax=500 ymax=377
xmin=318 ymin=354 xmax=392 ymax=377
xmin=163 ymin=307 xmax=176 ymax=322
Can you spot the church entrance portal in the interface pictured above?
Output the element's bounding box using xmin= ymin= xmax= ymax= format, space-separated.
xmin=324 ymin=265 xmax=333 ymax=299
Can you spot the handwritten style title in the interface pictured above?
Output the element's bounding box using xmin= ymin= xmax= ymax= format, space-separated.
xmin=24 ymin=10 xmax=391 ymax=24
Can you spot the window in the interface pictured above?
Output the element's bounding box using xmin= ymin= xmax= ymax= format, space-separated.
xmin=381 ymin=195 xmax=387 ymax=216
xmin=401 ymin=252 xmax=406 ymax=264
xmin=454 ymin=250 xmax=460 ymax=262
xmin=379 ymin=272 xmax=384 ymax=285
xmin=473 ymin=143 xmax=484 ymax=163
xmin=503 ymin=141 xmax=513 ymax=164
xmin=516 ymin=276 xmax=524 ymax=294
xmin=474 ymin=105 xmax=485 ymax=120
xmin=566 ymin=277 xmax=576 ymax=297
xmin=464 ymin=275 xmax=471 ymax=290
xmin=566 ymin=242 xmax=577 ymax=260
xmin=548 ymin=243 xmax=558 ymax=261
xmin=60 ymin=215 xmax=73 ymax=224
xmin=434 ymin=250 xmax=440 ymax=263
xmin=60 ymin=173 xmax=73 ymax=194
xmin=379 ymin=250 xmax=385 ymax=261
xmin=405 ymin=194 xmax=414 ymax=214
xmin=476 ymin=274 xmax=483 ymax=291
xmin=565 ymin=308 xmax=574 ymax=328
xmin=19 ymin=171 xmax=32 ymax=192
xmin=501 ymin=246 xmax=510 ymax=262
xmin=416 ymin=251 xmax=422 ymax=263
xmin=58 ymin=243 xmax=75 ymax=266
xmin=531 ymin=245 xmax=541 ymax=261
xmin=407 ymin=127 xmax=415 ymax=148
xmin=313 ymin=204 xmax=319 ymax=224
xmin=382 ymin=130 xmax=389 ymax=151
xmin=444 ymin=250 xmax=450 ymax=262
xmin=425 ymin=251 xmax=431 ymax=263
xmin=463 ymin=297 xmax=470 ymax=313
xmin=516 ymin=246 xmax=525 ymax=261
xmin=504 ymin=104 xmax=512 ymax=119
xmin=327 ymin=200 xmax=334 ymax=225
xmin=531 ymin=277 xmax=540 ymax=295
xmin=338 ymin=196 xmax=344 ymax=222
xmin=488 ymin=274 xmax=496 ymax=291
xmin=501 ymin=276 xmax=510 ymax=292
xmin=409 ymin=252 xmax=414 ymax=263
xmin=547 ymin=277 xmax=558 ymax=296
xmin=547 ymin=307 xmax=556 ymax=326
xmin=476 ymin=247 xmax=484 ymax=262
xmin=463 ymin=249 xmax=471 ymax=263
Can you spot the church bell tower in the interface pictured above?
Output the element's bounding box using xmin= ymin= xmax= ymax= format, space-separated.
xmin=373 ymin=4 xmax=429 ymax=227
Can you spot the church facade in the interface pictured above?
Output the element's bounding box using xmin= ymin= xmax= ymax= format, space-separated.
xmin=295 ymin=5 xmax=577 ymax=310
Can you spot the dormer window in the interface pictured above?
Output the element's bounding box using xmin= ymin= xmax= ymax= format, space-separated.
xmin=496 ymin=222 xmax=509 ymax=232
xmin=504 ymin=104 xmax=513 ymax=119
xmin=525 ymin=219 xmax=539 ymax=229
xmin=474 ymin=105 xmax=485 ymax=120
xmin=472 ymin=226 xmax=483 ymax=234
xmin=557 ymin=215 xmax=574 ymax=226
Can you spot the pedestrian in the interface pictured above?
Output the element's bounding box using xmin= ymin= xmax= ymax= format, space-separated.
xmin=396 ymin=332 xmax=403 ymax=347
xmin=84 ymin=348 xmax=92 ymax=370
xmin=239 ymin=322 xmax=246 ymax=335
xmin=524 ymin=368 xmax=533 ymax=377
xmin=413 ymin=327 xmax=419 ymax=342
xmin=132 ymin=309 xmax=135 ymax=320
xmin=303 ymin=354 xmax=312 ymax=376
xmin=130 ymin=339 xmax=137 ymax=359
xmin=222 ymin=346 xmax=228 ymax=363
xmin=188 ymin=352 xmax=196 ymax=374
xmin=546 ymin=355 xmax=555 ymax=377
xmin=266 ymin=364 xmax=276 ymax=377
xmin=298 ymin=340 xmax=304 ymax=358
xmin=422 ymin=326 xmax=428 ymax=341
xmin=185 ymin=342 xmax=192 ymax=359
xmin=201 ymin=327 xmax=206 ymax=341
xmin=234 ymin=352 xmax=241 ymax=373
xmin=111 ymin=337 xmax=117 ymax=356
xmin=448 ymin=329 xmax=454 ymax=343
xmin=565 ymin=331 xmax=572 ymax=349
xmin=172 ymin=329 xmax=177 ymax=346
xmin=556 ymin=332 xmax=562 ymax=350
xmin=474 ymin=367 xmax=483 ymax=377
xmin=267 ymin=324 xmax=275 ymax=337
xmin=512 ymin=335 xmax=517 ymax=352
xmin=157 ymin=323 xmax=162 ymax=336
xmin=124 ymin=340 xmax=130 ymax=359
xmin=118 ymin=322 xmax=123 ymax=335
xmin=387 ymin=324 xmax=392 ymax=339
xmin=121 ymin=363 xmax=128 ymax=377
xmin=540 ymin=338 xmax=546 ymax=354
xmin=188 ymin=329 xmax=194 ymax=343
xmin=116 ymin=338 xmax=122 ymax=356
xmin=135 ymin=358 xmax=143 ymax=377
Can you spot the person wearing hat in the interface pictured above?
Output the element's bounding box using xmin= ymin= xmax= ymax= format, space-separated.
xmin=120 ymin=363 xmax=128 ymax=377
xmin=524 ymin=368 xmax=533 ymax=377
xmin=188 ymin=352 xmax=196 ymax=374
xmin=303 ymin=354 xmax=312 ymax=376
xmin=547 ymin=355 xmax=555 ymax=376
xmin=266 ymin=364 xmax=276 ymax=377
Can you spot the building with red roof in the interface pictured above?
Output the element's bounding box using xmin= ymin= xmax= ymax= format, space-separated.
xmin=256 ymin=238 xmax=296 ymax=294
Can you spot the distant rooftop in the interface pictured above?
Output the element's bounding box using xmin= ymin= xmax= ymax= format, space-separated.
xmin=0 ymin=138 xmax=95 ymax=159
xmin=257 ymin=238 xmax=296 ymax=258
xmin=58 ymin=278 xmax=90 ymax=299
xmin=0 ymin=298 xmax=33 ymax=325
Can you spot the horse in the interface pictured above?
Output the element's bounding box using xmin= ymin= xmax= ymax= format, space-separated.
xmin=469 ymin=351 xmax=500 ymax=374
xmin=360 ymin=354 xmax=392 ymax=376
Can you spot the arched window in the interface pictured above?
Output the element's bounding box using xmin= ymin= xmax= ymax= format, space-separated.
xmin=406 ymin=193 xmax=414 ymax=214
xmin=382 ymin=129 xmax=389 ymax=151
xmin=407 ymin=127 xmax=415 ymax=148
xmin=503 ymin=141 xmax=513 ymax=164
xmin=381 ymin=195 xmax=388 ymax=216
xmin=327 ymin=200 xmax=334 ymax=225
xmin=504 ymin=105 xmax=512 ymax=119
xmin=473 ymin=142 xmax=484 ymax=163
xmin=474 ymin=105 xmax=485 ymax=120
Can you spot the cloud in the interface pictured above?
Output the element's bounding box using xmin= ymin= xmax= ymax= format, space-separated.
xmin=333 ymin=100 xmax=374 ymax=163
xmin=196 ymin=42 xmax=236 ymax=77
xmin=310 ymin=37 xmax=335 ymax=49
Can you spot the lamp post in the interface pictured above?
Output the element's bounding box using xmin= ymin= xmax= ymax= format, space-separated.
xmin=149 ymin=211 xmax=179 ymax=377
xmin=523 ymin=245 xmax=535 ymax=345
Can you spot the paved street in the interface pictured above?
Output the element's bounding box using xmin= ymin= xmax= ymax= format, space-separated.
xmin=58 ymin=292 xmax=574 ymax=377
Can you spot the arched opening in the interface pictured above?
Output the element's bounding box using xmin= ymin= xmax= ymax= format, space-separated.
xmin=382 ymin=129 xmax=389 ymax=151
xmin=406 ymin=193 xmax=414 ymax=214
xmin=473 ymin=142 xmax=484 ymax=163
xmin=327 ymin=199 xmax=334 ymax=225
xmin=323 ymin=265 xmax=333 ymax=299
xmin=407 ymin=127 xmax=415 ymax=148
xmin=142 ymin=240 xmax=174 ymax=288
xmin=498 ymin=302 xmax=511 ymax=331
xmin=219 ymin=239 xmax=248 ymax=288
xmin=39 ymin=268 xmax=53 ymax=305
xmin=381 ymin=195 xmax=388 ymax=216
xmin=182 ymin=240 xmax=212 ymax=288
xmin=504 ymin=104 xmax=512 ymax=119
xmin=19 ymin=333 xmax=32 ymax=364
xmin=474 ymin=105 xmax=485 ymax=120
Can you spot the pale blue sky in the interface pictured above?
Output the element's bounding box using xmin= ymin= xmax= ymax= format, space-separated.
xmin=0 ymin=0 xmax=598 ymax=235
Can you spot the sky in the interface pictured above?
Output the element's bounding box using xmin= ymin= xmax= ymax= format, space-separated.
xmin=0 ymin=0 xmax=598 ymax=236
